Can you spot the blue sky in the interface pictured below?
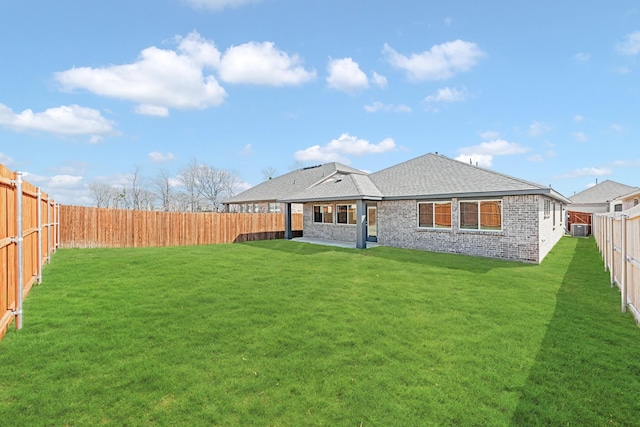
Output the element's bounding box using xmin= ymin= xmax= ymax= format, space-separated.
xmin=1 ymin=0 xmax=639 ymax=205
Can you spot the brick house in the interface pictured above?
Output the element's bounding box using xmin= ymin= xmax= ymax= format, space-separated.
xmin=228 ymin=153 xmax=570 ymax=263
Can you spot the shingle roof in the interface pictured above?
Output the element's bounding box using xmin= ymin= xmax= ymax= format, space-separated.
xmin=569 ymin=180 xmax=639 ymax=204
xmin=224 ymin=162 xmax=366 ymax=204
xmin=368 ymin=153 xmax=570 ymax=202
xmin=227 ymin=153 xmax=571 ymax=205
xmin=280 ymin=173 xmax=383 ymax=203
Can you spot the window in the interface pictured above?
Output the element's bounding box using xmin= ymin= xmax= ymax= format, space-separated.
xmin=543 ymin=199 xmax=551 ymax=218
xmin=634 ymin=199 xmax=639 ymax=207
xmin=418 ymin=202 xmax=452 ymax=228
xmin=313 ymin=205 xmax=334 ymax=223
xmin=268 ymin=203 xmax=281 ymax=213
xmin=614 ymin=204 xmax=623 ymax=212
xmin=460 ymin=200 xmax=502 ymax=231
xmin=337 ymin=204 xmax=357 ymax=224
xmin=552 ymin=202 xmax=556 ymax=227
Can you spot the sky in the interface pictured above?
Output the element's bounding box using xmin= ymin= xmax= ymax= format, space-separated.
xmin=1 ymin=0 xmax=639 ymax=205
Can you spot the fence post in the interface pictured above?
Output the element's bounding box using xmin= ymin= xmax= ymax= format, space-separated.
xmin=621 ymin=214 xmax=627 ymax=313
xmin=609 ymin=216 xmax=615 ymax=287
xmin=37 ymin=188 xmax=42 ymax=284
xmin=14 ymin=172 xmax=24 ymax=330
xmin=46 ymin=197 xmax=51 ymax=262
xmin=56 ymin=203 xmax=60 ymax=251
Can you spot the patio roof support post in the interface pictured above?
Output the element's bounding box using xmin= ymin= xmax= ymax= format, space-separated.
xmin=284 ymin=202 xmax=293 ymax=240
xmin=356 ymin=199 xmax=366 ymax=249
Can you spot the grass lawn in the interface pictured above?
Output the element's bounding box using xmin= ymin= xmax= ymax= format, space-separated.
xmin=1 ymin=237 xmax=639 ymax=425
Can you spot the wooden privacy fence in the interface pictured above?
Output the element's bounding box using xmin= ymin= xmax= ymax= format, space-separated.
xmin=594 ymin=204 xmax=640 ymax=324
xmin=1 ymin=164 xmax=59 ymax=339
xmin=60 ymin=205 xmax=303 ymax=248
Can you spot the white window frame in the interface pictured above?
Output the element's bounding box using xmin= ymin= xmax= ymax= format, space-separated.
xmin=459 ymin=199 xmax=503 ymax=232
xmin=268 ymin=202 xmax=281 ymax=213
xmin=336 ymin=204 xmax=357 ymax=225
xmin=417 ymin=201 xmax=452 ymax=229
xmin=313 ymin=204 xmax=334 ymax=224
xmin=544 ymin=199 xmax=551 ymax=219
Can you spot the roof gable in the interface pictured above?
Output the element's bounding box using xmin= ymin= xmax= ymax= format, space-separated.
xmin=569 ymin=180 xmax=639 ymax=204
xmin=225 ymin=162 xmax=366 ymax=204
xmin=280 ymin=173 xmax=383 ymax=202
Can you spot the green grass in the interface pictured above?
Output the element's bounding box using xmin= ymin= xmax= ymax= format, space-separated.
xmin=1 ymin=237 xmax=639 ymax=425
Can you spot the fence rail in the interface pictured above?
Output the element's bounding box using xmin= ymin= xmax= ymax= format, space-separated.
xmin=594 ymin=204 xmax=640 ymax=324
xmin=60 ymin=205 xmax=303 ymax=249
xmin=1 ymin=164 xmax=59 ymax=339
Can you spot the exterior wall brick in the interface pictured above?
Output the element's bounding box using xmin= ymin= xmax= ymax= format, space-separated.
xmin=302 ymin=202 xmax=357 ymax=242
xmin=377 ymin=196 xmax=543 ymax=263
xmin=538 ymin=197 xmax=566 ymax=262
xmin=302 ymin=195 xmax=564 ymax=264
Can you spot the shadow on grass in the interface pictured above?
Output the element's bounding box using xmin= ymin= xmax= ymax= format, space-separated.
xmin=511 ymin=237 xmax=640 ymax=425
xmin=241 ymin=238 xmax=532 ymax=274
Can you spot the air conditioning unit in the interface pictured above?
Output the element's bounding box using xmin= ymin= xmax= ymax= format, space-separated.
xmin=571 ymin=224 xmax=588 ymax=237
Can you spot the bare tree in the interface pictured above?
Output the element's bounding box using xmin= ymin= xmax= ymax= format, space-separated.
xmin=261 ymin=167 xmax=278 ymax=180
xmin=288 ymin=160 xmax=305 ymax=171
xmin=224 ymin=169 xmax=242 ymax=198
xmin=87 ymin=183 xmax=117 ymax=208
xmin=197 ymin=165 xmax=228 ymax=211
xmin=129 ymin=166 xmax=144 ymax=210
xmin=177 ymin=157 xmax=201 ymax=212
xmin=151 ymin=168 xmax=173 ymax=212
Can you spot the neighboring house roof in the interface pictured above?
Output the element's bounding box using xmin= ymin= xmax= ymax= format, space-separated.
xmin=613 ymin=187 xmax=640 ymax=201
xmin=224 ymin=162 xmax=366 ymax=204
xmin=569 ymin=180 xmax=639 ymax=204
xmin=278 ymin=153 xmax=570 ymax=204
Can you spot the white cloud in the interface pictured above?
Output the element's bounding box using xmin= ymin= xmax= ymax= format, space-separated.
xmin=572 ymin=131 xmax=588 ymax=142
xmin=219 ymin=41 xmax=316 ymax=86
xmin=326 ymin=57 xmax=369 ymax=94
xmin=478 ymin=130 xmax=500 ymax=140
xmin=527 ymin=121 xmax=552 ymax=137
xmin=573 ymin=52 xmax=591 ymax=62
xmin=611 ymin=123 xmax=625 ymax=133
xmin=444 ymin=17 xmax=453 ymax=27
xmin=364 ymin=101 xmax=412 ymax=113
xmin=383 ymin=40 xmax=485 ymax=81
xmin=455 ymin=139 xmax=530 ymax=167
xmin=371 ymin=72 xmax=387 ymax=88
xmin=184 ymin=0 xmax=260 ymax=11
xmin=573 ymin=114 xmax=583 ymax=123
xmin=611 ymin=158 xmax=640 ymax=168
xmin=0 ymin=152 xmax=15 ymax=166
xmin=528 ymin=154 xmax=544 ymax=163
xmin=295 ymin=133 xmax=396 ymax=164
xmin=554 ymin=167 xmax=611 ymax=179
xmin=55 ymin=31 xmax=227 ymax=116
xmin=149 ymin=151 xmax=176 ymax=162
xmin=136 ymin=105 xmax=170 ymax=117
xmin=240 ymin=143 xmax=252 ymax=155
xmin=424 ymin=86 xmax=467 ymax=103
xmin=0 ymin=103 xmax=117 ymax=139
xmin=616 ymin=31 xmax=640 ymax=55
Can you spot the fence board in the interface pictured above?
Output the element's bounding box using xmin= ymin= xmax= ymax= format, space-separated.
xmin=59 ymin=205 xmax=303 ymax=249
xmin=0 ymin=164 xmax=58 ymax=340
xmin=595 ymin=205 xmax=640 ymax=323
